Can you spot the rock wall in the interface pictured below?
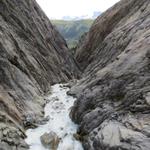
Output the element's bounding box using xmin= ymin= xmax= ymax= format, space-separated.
xmin=70 ymin=0 xmax=150 ymax=149
xmin=0 ymin=0 xmax=80 ymax=149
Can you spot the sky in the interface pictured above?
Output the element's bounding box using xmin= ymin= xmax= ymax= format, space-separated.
xmin=36 ymin=0 xmax=120 ymax=20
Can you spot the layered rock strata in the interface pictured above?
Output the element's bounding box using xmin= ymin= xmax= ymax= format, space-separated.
xmin=0 ymin=0 xmax=80 ymax=149
xmin=70 ymin=0 xmax=150 ymax=149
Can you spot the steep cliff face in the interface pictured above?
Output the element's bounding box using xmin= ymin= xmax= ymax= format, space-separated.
xmin=76 ymin=0 xmax=149 ymax=71
xmin=0 ymin=0 xmax=80 ymax=149
xmin=70 ymin=0 xmax=150 ymax=149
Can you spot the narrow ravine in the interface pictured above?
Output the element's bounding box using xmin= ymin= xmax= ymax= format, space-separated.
xmin=25 ymin=84 xmax=83 ymax=150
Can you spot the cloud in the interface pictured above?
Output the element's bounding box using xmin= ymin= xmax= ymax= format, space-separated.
xmin=36 ymin=0 xmax=120 ymax=19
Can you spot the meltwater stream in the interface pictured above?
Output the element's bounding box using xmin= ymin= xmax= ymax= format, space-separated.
xmin=25 ymin=84 xmax=83 ymax=150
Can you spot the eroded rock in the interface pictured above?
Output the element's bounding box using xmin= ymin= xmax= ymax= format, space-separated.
xmin=40 ymin=131 xmax=60 ymax=150
xmin=0 ymin=0 xmax=80 ymax=148
xmin=71 ymin=0 xmax=150 ymax=149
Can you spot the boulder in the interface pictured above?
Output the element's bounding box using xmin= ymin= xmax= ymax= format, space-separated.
xmin=40 ymin=131 xmax=60 ymax=150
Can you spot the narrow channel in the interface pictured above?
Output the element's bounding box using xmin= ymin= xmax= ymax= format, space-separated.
xmin=25 ymin=84 xmax=83 ymax=150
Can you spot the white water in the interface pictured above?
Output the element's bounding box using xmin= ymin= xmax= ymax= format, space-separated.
xmin=25 ymin=84 xmax=83 ymax=150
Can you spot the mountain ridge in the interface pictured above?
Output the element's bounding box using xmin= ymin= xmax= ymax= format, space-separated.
xmin=51 ymin=19 xmax=93 ymax=48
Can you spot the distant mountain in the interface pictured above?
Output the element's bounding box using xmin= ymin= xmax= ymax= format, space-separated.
xmin=92 ymin=11 xmax=101 ymax=19
xmin=60 ymin=12 xmax=101 ymax=21
xmin=62 ymin=15 xmax=93 ymax=21
xmin=51 ymin=19 xmax=93 ymax=48
xmin=62 ymin=16 xmax=74 ymax=20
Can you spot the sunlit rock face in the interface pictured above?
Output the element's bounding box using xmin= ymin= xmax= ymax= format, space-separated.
xmin=70 ymin=0 xmax=150 ymax=149
xmin=0 ymin=0 xmax=80 ymax=149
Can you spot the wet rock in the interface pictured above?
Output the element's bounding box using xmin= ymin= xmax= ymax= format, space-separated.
xmin=40 ymin=131 xmax=60 ymax=150
xmin=51 ymin=97 xmax=59 ymax=102
xmin=0 ymin=123 xmax=28 ymax=150
xmin=73 ymin=133 xmax=82 ymax=141
xmin=0 ymin=142 xmax=11 ymax=150
xmin=62 ymin=79 xmax=78 ymax=88
xmin=23 ymin=114 xmax=37 ymax=128
xmin=37 ymin=116 xmax=50 ymax=125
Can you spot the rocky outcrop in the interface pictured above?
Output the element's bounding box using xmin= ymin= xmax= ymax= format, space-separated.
xmin=0 ymin=0 xmax=80 ymax=149
xmin=70 ymin=0 xmax=150 ymax=149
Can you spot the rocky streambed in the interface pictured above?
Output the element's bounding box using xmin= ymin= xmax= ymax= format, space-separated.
xmin=25 ymin=84 xmax=83 ymax=150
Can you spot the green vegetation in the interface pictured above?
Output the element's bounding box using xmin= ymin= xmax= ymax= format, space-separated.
xmin=51 ymin=19 xmax=93 ymax=48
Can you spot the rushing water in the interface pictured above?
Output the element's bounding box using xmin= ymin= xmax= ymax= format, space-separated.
xmin=25 ymin=84 xmax=83 ymax=150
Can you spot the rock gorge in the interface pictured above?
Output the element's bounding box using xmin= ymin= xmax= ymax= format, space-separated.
xmin=0 ymin=0 xmax=150 ymax=150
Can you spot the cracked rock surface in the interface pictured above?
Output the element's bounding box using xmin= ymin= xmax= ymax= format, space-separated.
xmin=70 ymin=0 xmax=150 ymax=149
xmin=0 ymin=0 xmax=80 ymax=149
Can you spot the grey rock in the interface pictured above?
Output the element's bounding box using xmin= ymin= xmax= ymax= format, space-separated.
xmin=40 ymin=131 xmax=60 ymax=150
xmin=0 ymin=142 xmax=11 ymax=150
xmin=70 ymin=0 xmax=150 ymax=149
xmin=0 ymin=0 xmax=80 ymax=149
xmin=37 ymin=116 xmax=50 ymax=125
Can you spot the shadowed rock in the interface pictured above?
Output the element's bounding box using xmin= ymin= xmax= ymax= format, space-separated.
xmin=0 ymin=0 xmax=80 ymax=149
